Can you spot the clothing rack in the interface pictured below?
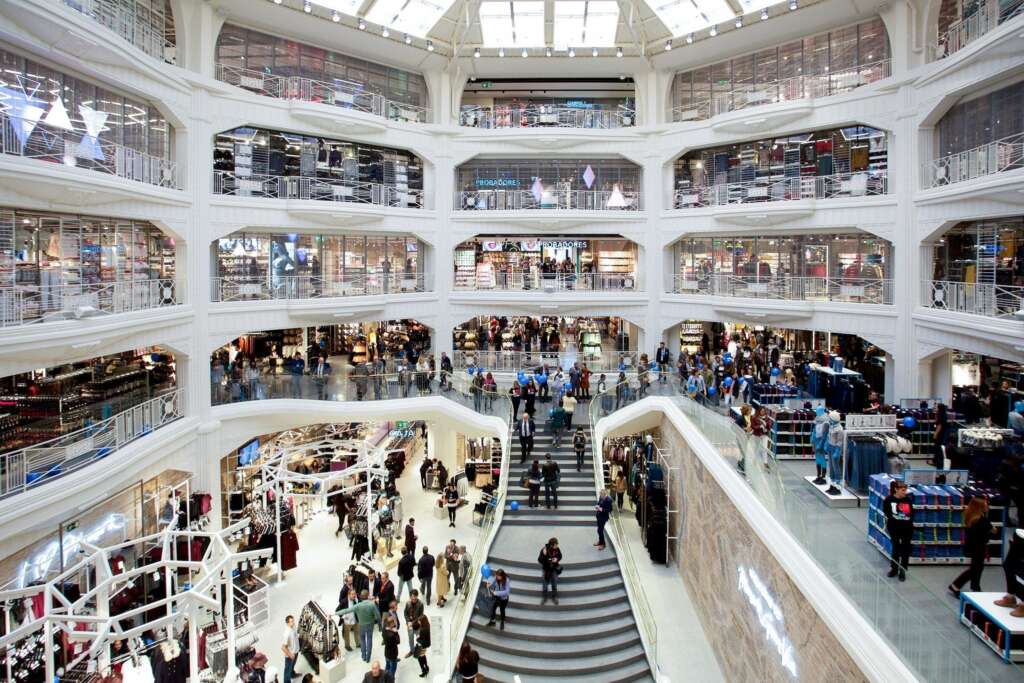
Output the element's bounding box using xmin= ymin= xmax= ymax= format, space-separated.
xmin=297 ymin=600 xmax=340 ymax=664
xmin=841 ymin=414 xmax=899 ymax=494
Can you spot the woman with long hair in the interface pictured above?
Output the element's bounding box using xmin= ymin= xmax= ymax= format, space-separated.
xmin=486 ymin=568 xmax=512 ymax=630
xmin=950 ymin=496 xmax=994 ymax=597
xmin=455 ymin=641 xmax=480 ymax=682
xmin=404 ymin=614 xmax=431 ymax=677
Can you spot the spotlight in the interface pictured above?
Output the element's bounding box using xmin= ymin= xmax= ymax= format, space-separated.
xmin=382 ymin=26 xmax=390 ymax=37
xmin=358 ymin=18 xmax=366 ymax=29
xmin=545 ymin=47 xmax=553 ymax=57
xmin=761 ymin=7 xmax=769 ymax=20
xmin=427 ymin=40 xmax=435 ymax=52
xmin=404 ymin=33 xmax=412 ymax=44
xmin=735 ymin=16 xmax=742 ymax=28
xmin=303 ymin=0 xmax=311 ymax=11
xmin=521 ymin=48 xmax=528 ymax=57
xmin=664 ymin=40 xmax=672 ymax=51
xmin=709 ymin=24 xmax=718 ymax=37
xmin=498 ymin=47 xmax=505 ymax=57
xmin=332 ymin=10 xmax=340 ymax=22
xmin=273 ymin=0 xmax=282 ymax=4
xmin=619 ymin=74 xmax=626 ymax=80
xmin=616 ymin=47 xmax=623 ymax=58
xmin=789 ymin=0 xmax=797 ymax=9
xmin=592 ymin=47 xmax=599 ymax=57
xmin=473 ymin=47 xmax=481 ymax=58
xmin=686 ymin=33 xmax=693 ymax=44
xmin=568 ymin=47 xmax=576 ymax=57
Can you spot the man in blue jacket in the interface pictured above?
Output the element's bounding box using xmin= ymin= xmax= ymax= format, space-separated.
xmin=594 ymin=489 xmax=613 ymax=550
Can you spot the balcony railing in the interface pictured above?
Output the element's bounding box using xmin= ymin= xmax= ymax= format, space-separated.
xmin=454 ymin=270 xmax=637 ymax=292
xmin=922 ymin=280 xmax=1024 ymax=318
xmin=455 ymin=188 xmax=641 ymax=211
xmin=459 ymin=104 xmax=635 ymax=129
xmin=214 ymin=64 xmax=430 ymax=124
xmin=453 ymin=350 xmax=637 ymax=373
xmin=934 ymin=0 xmax=1023 ymax=58
xmin=213 ymin=171 xmax=424 ymax=208
xmin=670 ymin=274 xmax=893 ymax=305
xmin=0 ymin=389 xmax=184 ymax=500
xmin=0 ymin=278 xmax=179 ymax=328
xmin=673 ymin=170 xmax=888 ymax=208
xmin=924 ymin=132 xmax=1024 ymax=188
xmin=1 ymin=112 xmax=179 ymax=189
xmin=62 ymin=0 xmax=175 ymax=63
xmin=671 ymin=59 xmax=892 ymax=122
xmin=210 ymin=273 xmax=427 ymax=302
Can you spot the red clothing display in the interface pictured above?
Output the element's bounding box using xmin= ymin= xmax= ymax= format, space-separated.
xmin=280 ymin=530 xmax=299 ymax=571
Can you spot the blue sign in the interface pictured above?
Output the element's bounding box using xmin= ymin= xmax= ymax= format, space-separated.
xmin=564 ymin=100 xmax=595 ymax=109
xmin=476 ymin=178 xmax=520 ymax=188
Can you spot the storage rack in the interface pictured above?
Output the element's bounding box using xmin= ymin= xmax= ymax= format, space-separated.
xmin=679 ymin=321 xmax=703 ymax=354
xmin=866 ymin=473 xmax=1006 ymax=565
xmin=765 ymin=403 xmax=817 ymax=460
xmin=959 ymin=593 xmax=1024 ymax=663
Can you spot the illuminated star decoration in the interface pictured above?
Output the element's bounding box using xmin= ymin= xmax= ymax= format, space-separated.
xmin=531 ymin=177 xmax=543 ymax=204
xmin=76 ymin=104 xmax=109 ymax=162
xmin=582 ymin=164 xmax=596 ymax=189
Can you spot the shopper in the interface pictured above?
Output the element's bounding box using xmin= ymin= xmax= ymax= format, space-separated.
xmin=408 ymin=615 xmax=431 ymax=678
xmin=362 ymin=660 xmax=393 ymax=683
xmin=882 ymin=480 xmax=914 ymax=581
xmin=613 ymin=471 xmax=627 ymax=511
xmin=434 ymin=549 xmax=450 ymax=608
xmin=510 ymin=382 xmax=522 ymax=421
xmin=336 ymin=589 xmax=382 ymax=663
xmin=538 ymin=538 xmax=563 ymax=605
xmin=470 ymin=371 xmax=484 ymax=411
xmin=549 ymin=401 xmax=567 ymax=448
xmin=378 ymin=572 xmax=395 ymax=611
xmin=527 ymin=460 xmax=542 ymax=508
xmin=656 ymin=342 xmax=671 ymax=383
xmin=542 ymin=455 xmax=561 ymax=509
xmin=614 ymin=371 xmax=627 ymax=408
xmin=403 ymin=590 xmax=425 ymax=654
xmin=444 ymin=481 xmax=460 ymax=528
xmin=282 ymin=615 xmax=299 ymax=683
xmin=524 ymin=380 xmax=537 ymax=416
xmin=381 ymin=616 xmax=401 ymax=678
xmin=573 ymin=427 xmax=587 ymax=472
xmin=580 ymin=364 xmax=591 ymax=399
xmin=417 ymin=547 xmax=434 ymax=604
xmin=485 ymin=569 xmax=511 ymax=630
xmin=455 ymin=642 xmax=480 ymax=682
xmin=289 ymin=351 xmax=305 ymax=399
xmin=950 ymin=497 xmax=995 ymax=596
xmin=483 ymin=372 xmax=497 ymax=411
xmin=562 ymin=391 xmax=577 ymax=428
xmin=594 ymin=489 xmax=613 ymax=550
xmin=337 ymin=587 xmax=358 ymax=651
xmin=397 ymin=548 xmax=415 ymax=600
xmin=933 ymin=402 xmax=950 ymax=469
xmin=456 ymin=545 xmax=471 ymax=595
xmin=517 ymin=413 xmax=535 ymax=463
xmin=995 ymin=532 xmax=1024 ymax=616
xmin=405 ymin=518 xmax=418 ymax=554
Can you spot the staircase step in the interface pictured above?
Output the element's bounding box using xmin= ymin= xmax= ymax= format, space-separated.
xmin=513 ymin=581 xmax=625 ymax=600
xmin=468 ymin=628 xmax=641 ymax=658
xmin=466 ymin=615 xmax=638 ymax=642
xmin=503 ymin=508 xmax=594 ymax=517
xmin=477 ymin=660 xmax=653 ymax=683
xmin=474 ymin=592 xmax=624 ymax=614
xmin=476 ymin=644 xmax=647 ymax=678
xmin=499 ymin=566 xmax=621 ymax=584
xmin=502 ymin=518 xmax=596 ymax=527
xmin=487 ymin=556 xmax=618 ymax=570
xmin=470 ymin=605 xmax=633 ymax=627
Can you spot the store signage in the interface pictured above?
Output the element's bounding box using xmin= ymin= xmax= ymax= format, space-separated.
xmin=396 ymin=421 xmax=409 ymax=429
xmin=389 ymin=429 xmax=415 ymax=438
xmin=542 ymin=240 xmax=589 ymax=249
xmin=839 ymin=285 xmax=866 ymax=297
xmin=475 ymin=178 xmax=519 ymax=188
xmin=520 ymin=240 xmax=541 ymax=252
xmin=743 ymin=283 xmax=769 ymax=293
xmin=845 ymin=414 xmax=897 ymax=430
xmin=240 ymin=75 xmax=265 ymax=90
xmin=564 ymin=100 xmax=595 ymax=109
xmin=903 ymin=468 xmax=969 ymax=485
xmin=17 ymin=513 xmax=127 ymax=588
xmin=737 ymin=566 xmax=798 ymax=678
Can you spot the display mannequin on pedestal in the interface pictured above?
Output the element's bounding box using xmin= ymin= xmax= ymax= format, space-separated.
xmin=825 ymin=410 xmax=844 ymax=496
xmin=811 ymin=406 xmax=830 ymax=485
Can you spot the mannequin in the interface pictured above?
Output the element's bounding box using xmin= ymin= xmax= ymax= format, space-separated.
xmin=811 ymin=405 xmax=830 ymax=485
xmin=825 ymin=410 xmax=844 ymax=495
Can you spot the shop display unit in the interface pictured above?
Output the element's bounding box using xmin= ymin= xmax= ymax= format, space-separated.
xmin=867 ymin=473 xmax=1006 ymax=565
xmin=959 ymin=593 xmax=1024 ymax=663
xmin=751 ymin=383 xmax=801 ymax=405
xmin=765 ymin=404 xmax=819 ymax=460
xmin=679 ymin=322 xmax=704 ymax=354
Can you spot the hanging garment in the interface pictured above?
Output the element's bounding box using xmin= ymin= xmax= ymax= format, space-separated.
xmin=280 ymin=530 xmax=299 ymax=571
xmin=121 ymin=659 xmax=155 ymax=683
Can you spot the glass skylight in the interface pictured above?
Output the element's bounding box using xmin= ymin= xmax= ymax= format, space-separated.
xmin=365 ymin=0 xmax=455 ymax=37
xmin=735 ymin=0 xmax=789 ymax=11
xmin=553 ymin=1 xmax=620 ymax=49
xmin=479 ymin=1 xmax=546 ymax=47
xmin=309 ymin=0 xmax=363 ymax=14
xmin=648 ymin=0 xmax=734 ymax=37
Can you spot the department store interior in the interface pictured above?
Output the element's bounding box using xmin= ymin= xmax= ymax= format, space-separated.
xmin=1 ymin=0 xmax=1023 ymax=682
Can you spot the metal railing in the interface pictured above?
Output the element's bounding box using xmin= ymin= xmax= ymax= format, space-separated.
xmin=0 ymin=278 xmax=179 ymax=328
xmin=459 ymin=104 xmax=635 ymax=129
xmin=669 ymin=274 xmax=893 ymax=305
xmin=922 ymin=279 xmax=1024 ymax=318
xmin=213 ymin=171 xmax=423 ymax=208
xmin=214 ymin=64 xmax=430 ymax=124
xmin=62 ymin=0 xmax=175 ymax=63
xmin=455 ymin=188 xmax=641 ymax=211
xmin=670 ymin=59 xmax=892 ymax=122
xmin=210 ymin=273 xmax=427 ymax=302
xmin=453 ymin=350 xmax=638 ymax=374
xmin=453 ymin=270 xmax=637 ymax=292
xmin=924 ymin=131 xmax=1024 ymax=188
xmin=934 ymin=0 xmax=1023 ymax=58
xmin=673 ymin=170 xmax=888 ymax=208
xmin=1 ymin=111 xmax=179 ymax=189
xmin=0 ymin=389 xmax=183 ymax=499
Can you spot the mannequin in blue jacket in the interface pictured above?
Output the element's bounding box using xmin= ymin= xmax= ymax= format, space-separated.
xmin=811 ymin=405 xmax=831 ymax=485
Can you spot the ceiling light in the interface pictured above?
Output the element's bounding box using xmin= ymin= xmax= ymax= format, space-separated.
xmin=522 ymin=48 xmax=529 ymax=57
xmin=303 ymin=1 xmax=311 ymax=11
xmin=273 ymin=0 xmax=282 ymax=4
xmin=735 ymin=16 xmax=742 ymax=28
xmin=546 ymin=47 xmax=553 ymax=57
xmin=404 ymin=33 xmax=412 ymax=44
xmin=592 ymin=47 xmax=599 ymax=57
xmin=619 ymin=74 xmax=626 ymax=80
xmin=789 ymin=0 xmax=798 ymax=9
xmin=358 ymin=18 xmax=366 ymax=29
xmin=473 ymin=47 xmax=481 ymax=58
xmin=498 ymin=47 xmax=505 ymax=57
xmin=427 ymin=40 xmax=435 ymax=51
xmin=332 ymin=10 xmax=340 ymax=22
xmin=709 ymin=25 xmax=718 ymax=37
xmin=616 ymin=47 xmax=623 ymax=58
xmin=761 ymin=7 xmax=769 ymax=20
xmin=664 ymin=40 xmax=672 ymax=51
xmin=686 ymin=33 xmax=693 ymax=44
xmin=568 ymin=47 xmax=576 ymax=57
xmin=382 ymin=26 xmax=390 ymax=37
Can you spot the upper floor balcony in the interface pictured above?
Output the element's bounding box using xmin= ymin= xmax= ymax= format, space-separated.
xmin=933 ymin=0 xmax=1023 ymax=59
xmin=455 ymin=188 xmax=641 ymax=212
xmin=922 ymin=280 xmax=1024 ymax=318
xmin=213 ymin=172 xmax=423 ymax=208
xmin=1 ymin=278 xmax=180 ymax=327
xmin=211 ymin=273 xmax=427 ymax=302
xmin=458 ymin=77 xmax=636 ymax=131
xmin=60 ymin=0 xmax=176 ymax=64
xmin=673 ymin=170 xmax=888 ymax=209
xmin=670 ymin=273 xmax=893 ymax=305
xmin=923 ymin=131 xmax=1024 ymax=188
xmin=454 ymin=269 xmax=636 ymax=292
xmin=460 ymin=104 xmax=635 ymax=130
xmin=214 ymin=64 xmax=429 ymax=125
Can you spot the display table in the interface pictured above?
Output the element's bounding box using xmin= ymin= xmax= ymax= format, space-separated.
xmin=960 ymin=592 xmax=1024 ymax=663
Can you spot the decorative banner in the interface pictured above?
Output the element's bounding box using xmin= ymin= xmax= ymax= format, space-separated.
xmin=530 ymin=177 xmax=543 ymax=204
xmin=1 ymin=89 xmax=45 ymax=151
xmin=582 ymin=164 xmax=596 ymax=189
xmin=43 ymin=96 xmax=73 ymax=130
xmin=77 ymin=104 xmax=109 ymax=139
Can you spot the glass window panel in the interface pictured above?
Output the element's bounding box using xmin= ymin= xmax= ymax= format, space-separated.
xmin=754 ymin=48 xmax=778 ymax=86
xmin=803 ymin=33 xmax=829 ymax=76
xmin=858 ymin=18 xmax=888 ymax=62
xmin=830 ymin=24 xmax=858 ymax=72
xmin=710 ymin=60 xmax=731 ymax=94
xmin=274 ymin=40 xmax=300 ymax=75
xmin=778 ymin=40 xmax=802 ymax=80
